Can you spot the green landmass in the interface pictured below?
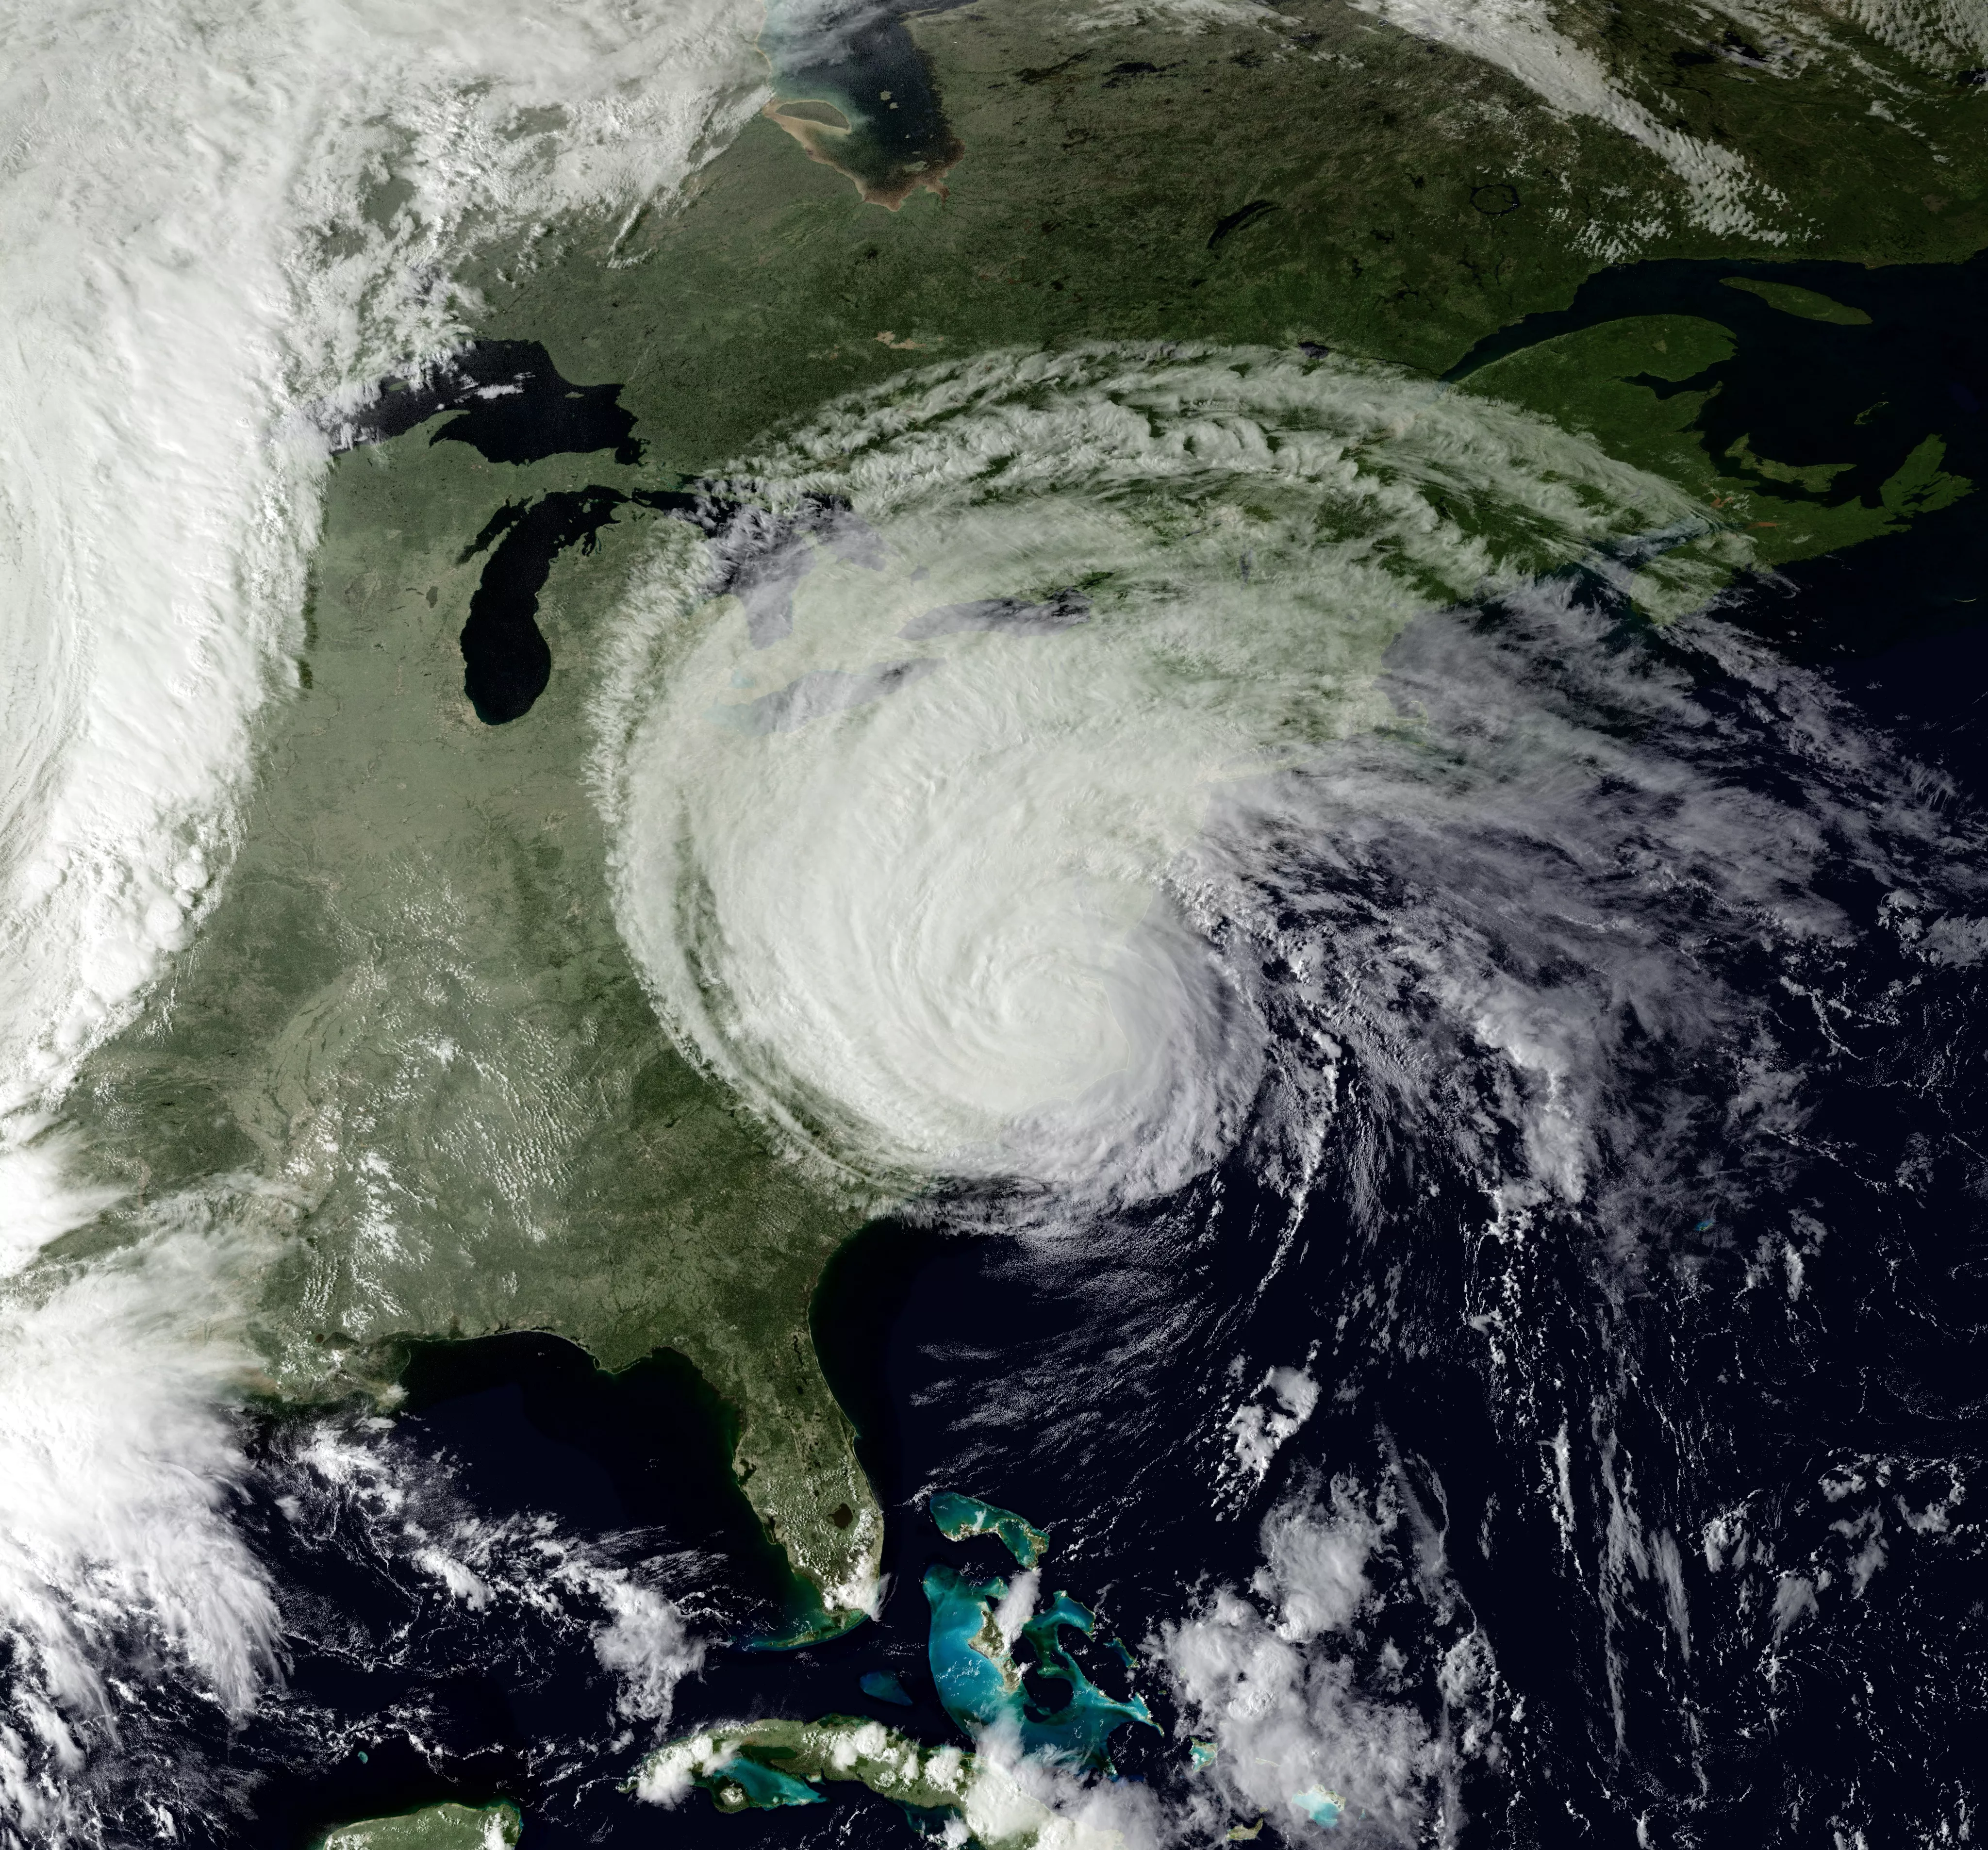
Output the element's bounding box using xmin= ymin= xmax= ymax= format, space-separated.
xmin=315 ymin=1800 xmax=521 ymax=1850
xmin=44 ymin=0 xmax=1988 ymax=1623
xmin=1457 ymin=313 xmax=1970 ymax=600
xmin=930 ymin=1490 xmax=1050 ymax=1568
xmin=465 ymin=0 xmax=1988 ymax=466
xmin=54 ymin=435 xmax=878 ymax=1630
xmin=1722 ymin=277 xmax=1872 ymax=325
xmin=635 ymin=1716 xmax=1121 ymax=1850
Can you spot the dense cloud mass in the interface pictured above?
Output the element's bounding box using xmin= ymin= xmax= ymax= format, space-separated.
xmin=597 ymin=343 xmax=1722 ymax=1207
xmin=0 ymin=1206 xmax=279 ymax=1833
xmin=1 ymin=0 xmax=1984 ymax=1842
xmin=0 ymin=0 xmax=763 ymax=1135
xmin=593 ymin=332 xmax=1988 ymax=1834
xmin=0 ymin=0 xmax=763 ymax=1827
xmin=1163 ymin=1484 xmax=1461 ymax=1844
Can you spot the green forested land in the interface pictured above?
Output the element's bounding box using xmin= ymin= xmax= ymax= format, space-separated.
xmin=64 ymin=436 xmax=877 ymax=1629
xmin=53 ymin=0 xmax=1988 ymax=1623
xmin=316 ymin=1800 xmax=521 ymax=1850
xmin=465 ymin=0 xmax=1988 ymax=471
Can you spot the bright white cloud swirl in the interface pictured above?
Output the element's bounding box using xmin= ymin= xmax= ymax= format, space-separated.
xmin=597 ymin=343 xmax=1717 ymax=1207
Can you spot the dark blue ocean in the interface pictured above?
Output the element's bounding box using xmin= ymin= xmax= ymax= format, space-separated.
xmin=148 ymin=473 xmax=1988 ymax=1848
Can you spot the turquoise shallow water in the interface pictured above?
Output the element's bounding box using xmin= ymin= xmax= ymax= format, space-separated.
xmin=1293 ymin=1787 xmax=1345 ymax=1828
xmin=683 ymin=1497 xmax=1157 ymax=1824
xmin=709 ymin=1756 xmax=825 ymax=1809
xmin=922 ymin=1562 xmax=1153 ymax=1771
xmin=922 ymin=1564 xmax=1016 ymax=1737
xmin=1014 ymin=1592 xmax=1155 ymax=1768
xmin=928 ymin=1491 xmax=1049 ymax=1569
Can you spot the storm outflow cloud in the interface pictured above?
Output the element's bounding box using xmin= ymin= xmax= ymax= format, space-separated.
xmin=597 ymin=343 xmax=1712 ymax=1207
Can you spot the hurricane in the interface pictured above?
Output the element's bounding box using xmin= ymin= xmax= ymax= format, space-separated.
xmin=4 ymin=0 xmax=1986 ymax=1842
xmin=605 ymin=433 xmax=1988 ymax=1834
xmin=596 ymin=343 xmax=1742 ymax=1206
xmin=590 ymin=341 xmax=1988 ymax=1835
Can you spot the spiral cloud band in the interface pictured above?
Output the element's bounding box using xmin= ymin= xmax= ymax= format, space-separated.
xmin=599 ymin=344 xmax=1719 ymax=1205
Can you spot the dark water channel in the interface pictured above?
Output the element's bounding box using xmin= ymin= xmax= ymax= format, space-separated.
xmin=1448 ymin=247 xmax=1988 ymax=666
xmin=334 ymin=341 xmax=645 ymax=467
